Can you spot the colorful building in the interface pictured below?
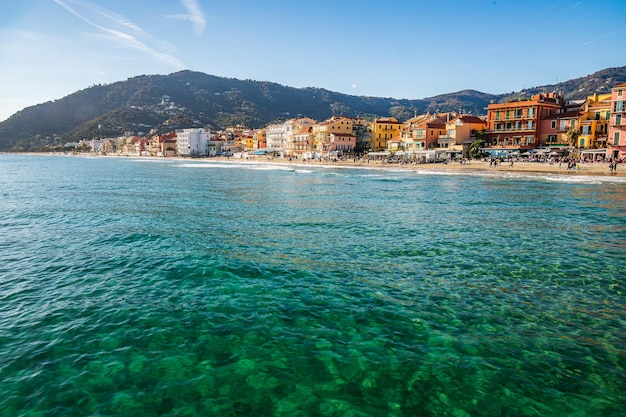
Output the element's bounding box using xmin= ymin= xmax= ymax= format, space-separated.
xmin=371 ymin=117 xmax=402 ymax=151
xmin=438 ymin=114 xmax=487 ymax=157
xmin=539 ymin=107 xmax=582 ymax=149
xmin=608 ymin=82 xmax=626 ymax=160
xmin=291 ymin=128 xmax=313 ymax=157
xmin=485 ymin=92 xmax=564 ymax=154
xmin=312 ymin=117 xmax=355 ymax=155
xmin=578 ymin=93 xmax=611 ymax=150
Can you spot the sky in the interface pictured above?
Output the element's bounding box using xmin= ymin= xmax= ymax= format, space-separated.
xmin=1 ymin=0 xmax=625 ymax=122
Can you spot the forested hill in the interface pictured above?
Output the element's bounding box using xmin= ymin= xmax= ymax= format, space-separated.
xmin=1 ymin=66 xmax=624 ymax=151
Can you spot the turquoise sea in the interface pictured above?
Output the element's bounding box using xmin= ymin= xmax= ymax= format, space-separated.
xmin=0 ymin=154 xmax=625 ymax=417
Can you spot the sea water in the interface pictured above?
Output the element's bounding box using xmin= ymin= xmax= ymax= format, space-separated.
xmin=0 ymin=154 xmax=624 ymax=416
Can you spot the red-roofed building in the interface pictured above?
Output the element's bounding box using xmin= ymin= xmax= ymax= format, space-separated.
xmin=149 ymin=132 xmax=177 ymax=157
xmin=438 ymin=114 xmax=487 ymax=158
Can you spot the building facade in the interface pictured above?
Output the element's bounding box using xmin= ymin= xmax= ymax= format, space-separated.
xmin=371 ymin=117 xmax=402 ymax=151
xmin=485 ymin=93 xmax=564 ymax=153
xmin=176 ymin=128 xmax=211 ymax=156
xmin=608 ymin=82 xmax=626 ymax=159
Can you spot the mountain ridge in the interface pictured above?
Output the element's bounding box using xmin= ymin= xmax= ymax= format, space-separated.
xmin=1 ymin=66 xmax=625 ymax=151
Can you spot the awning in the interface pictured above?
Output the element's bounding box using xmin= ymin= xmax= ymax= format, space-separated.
xmin=579 ymin=149 xmax=607 ymax=155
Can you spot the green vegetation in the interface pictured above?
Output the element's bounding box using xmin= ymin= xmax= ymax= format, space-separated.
xmin=1 ymin=67 xmax=625 ymax=151
xmin=469 ymin=130 xmax=489 ymax=159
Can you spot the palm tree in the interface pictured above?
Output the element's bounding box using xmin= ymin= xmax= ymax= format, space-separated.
xmin=566 ymin=128 xmax=580 ymax=158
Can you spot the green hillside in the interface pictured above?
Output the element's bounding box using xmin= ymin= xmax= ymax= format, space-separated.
xmin=1 ymin=67 xmax=625 ymax=151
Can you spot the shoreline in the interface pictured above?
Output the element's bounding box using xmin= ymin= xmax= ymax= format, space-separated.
xmin=4 ymin=151 xmax=625 ymax=177
xmin=202 ymin=155 xmax=626 ymax=177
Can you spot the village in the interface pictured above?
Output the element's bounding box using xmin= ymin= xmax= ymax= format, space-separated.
xmin=73 ymin=82 xmax=626 ymax=163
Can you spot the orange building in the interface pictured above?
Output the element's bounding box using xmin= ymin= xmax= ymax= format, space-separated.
xmin=485 ymin=93 xmax=564 ymax=154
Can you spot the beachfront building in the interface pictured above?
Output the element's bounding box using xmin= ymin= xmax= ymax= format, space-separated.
xmin=291 ymin=128 xmax=313 ymax=158
xmin=410 ymin=116 xmax=447 ymax=150
xmin=100 ymin=138 xmax=117 ymax=154
xmin=578 ymin=93 xmax=611 ymax=151
xmin=176 ymin=128 xmax=211 ymax=156
xmin=328 ymin=133 xmax=356 ymax=155
xmin=398 ymin=114 xmax=433 ymax=151
xmin=539 ymin=106 xmax=582 ymax=150
xmin=283 ymin=118 xmax=317 ymax=157
xmin=372 ymin=117 xmax=402 ymax=151
xmin=608 ymin=82 xmax=626 ymax=160
xmin=254 ymin=128 xmax=267 ymax=150
xmin=485 ymin=92 xmax=564 ymax=156
xmin=352 ymin=118 xmax=372 ymax=154
xmin=266 ymin=122 xmax=287 ymax=153
xmin=149 ymin=132 xmax=177 ymax=157
xmin=312 ymin=117 xmax=355 ymax=156
xmin=437 ymin=115 xmax=487 ymax=158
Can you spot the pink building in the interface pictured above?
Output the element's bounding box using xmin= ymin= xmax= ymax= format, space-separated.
xmin=608 ymin=82 xmax=626 ymax=160
xmin=328 ymin=133 xmax=356 ymax=154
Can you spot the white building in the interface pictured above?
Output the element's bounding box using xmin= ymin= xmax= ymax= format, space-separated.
xmin=176 ymin=128 xmax=211 ymax=156
xmin=266 ymin=122 xmax=287 ymax=152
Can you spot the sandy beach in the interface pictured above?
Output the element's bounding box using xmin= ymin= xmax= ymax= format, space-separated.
xmin=213 ymin=156 xmax=625 ymax=177
xmin=8 ymin=152 xmax=625 ymax=177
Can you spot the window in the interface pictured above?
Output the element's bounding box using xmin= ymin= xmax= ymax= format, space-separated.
xmin=495 ymin=111 xmax=500 ymax=120
xmin=528 ymin=108 xmax=535 ymax=117
xmin=619 ymin=89 xmax=623 ymax=97
xmin=616 ymin=114 xmax=622 ymax=126
xmin=614 ymin=132 xmax=620 ymax=146
xmin=505 ymin=110 xmax=510 ymax=119
xmin=551 ymin=121 xmax=556 ymax=129
xmin=528 ymin=121 xmax=534 ymax=129
xmin=614 ymin=101 xmax=625 ymax=112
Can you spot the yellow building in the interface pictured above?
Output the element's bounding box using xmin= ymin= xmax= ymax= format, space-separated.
xmin=312 ymin=117 xmax=355 ymax=154
xmin=578 ymin=93 xmax=611 ymax=149
xmin=372 ymin=117 xmax=402 ymax=151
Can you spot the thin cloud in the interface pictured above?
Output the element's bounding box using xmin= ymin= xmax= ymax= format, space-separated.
xmin=166 ymin=0 xmax=206 ymax=36
xmin=579 ymin=26 xmax=626 ymax=47
xmin=52 ymin=0 xmax=184 ymax=68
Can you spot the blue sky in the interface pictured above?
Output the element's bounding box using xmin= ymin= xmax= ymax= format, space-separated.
xmin=1 ymin=0 xmax=625 ymax=121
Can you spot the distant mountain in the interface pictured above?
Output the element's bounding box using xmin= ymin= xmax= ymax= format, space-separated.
xmin=1 ymin=66 xmax=625 ymax=151
xmin=498 ymin=66 xmax=626 ymax=102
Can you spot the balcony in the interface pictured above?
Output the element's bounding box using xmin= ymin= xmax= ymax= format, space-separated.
xmin=492 ymin=113 xmax=536 ymax=121
xmin=487 ymin=127 xmax=536 ymax=133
